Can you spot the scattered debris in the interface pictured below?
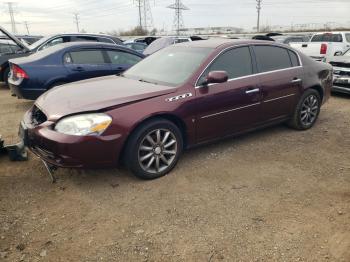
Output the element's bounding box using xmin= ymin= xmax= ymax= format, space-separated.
xmin=16 ymin=243 xmax=26 ymax=251
xmin=40 ymin=249 xmax=47 ymax=257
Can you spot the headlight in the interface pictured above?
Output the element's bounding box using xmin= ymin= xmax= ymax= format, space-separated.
xmin=54 ymin=113 xmax=112 ymax=136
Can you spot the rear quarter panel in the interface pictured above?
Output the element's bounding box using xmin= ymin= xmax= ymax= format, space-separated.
xmin=21 ymin=51 xmax=68 ymax=90
xmin=300 ymin=54 xmax=332 ymax=104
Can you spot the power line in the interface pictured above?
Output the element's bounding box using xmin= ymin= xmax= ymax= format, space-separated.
xmin=256 ymin=0 xmax=262 ymax=33
xmin=73 ymin=12 xmax=80 ymax=32
xmin=5 ymin=2 xmax=17 ymax=34
xmin=167 ymin=0 xmax=189 ymax=36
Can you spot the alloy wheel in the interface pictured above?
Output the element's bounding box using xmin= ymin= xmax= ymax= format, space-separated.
xmin=300 ymin=94 xmax=319 ymax=126
xmin=138 ymin=128 xmax=178 ymax=174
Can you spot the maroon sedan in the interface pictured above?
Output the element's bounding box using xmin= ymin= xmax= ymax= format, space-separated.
xmin=20 ymin=39 xmax=332 ymax=179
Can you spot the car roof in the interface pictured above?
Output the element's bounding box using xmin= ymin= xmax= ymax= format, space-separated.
xmin=176 ymin=39 xmax=277 ymax=49
xmin=46 ymin=33 xmax=119 ymax=38
xmin=53 ymin=42 xmax=143 ymax=55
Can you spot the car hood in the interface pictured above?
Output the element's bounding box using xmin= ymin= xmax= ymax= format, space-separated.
xmin=35 ymin=75 xmax=177 ymax=121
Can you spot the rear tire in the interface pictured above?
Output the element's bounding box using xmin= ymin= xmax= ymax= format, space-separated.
xmin=124 ymin=118 xmax=183 ymax=180
xmin=2 ymin=67 xmax=10 ymax=87
xmin=288 ymin=89 xmax=321 ymax=130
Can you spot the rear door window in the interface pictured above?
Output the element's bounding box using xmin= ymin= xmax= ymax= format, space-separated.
xmin=0 ymin=40 xmax=21 ymax=54
xmin=253 ymin=45 xmax=292 ymax=73
xmin=72 ymin=36 xmax=98 ymax=42
xmin=311 ymin=34 xmax=343 ymax=42
xmin=175 ymin=38 xmax=190 ymax=43
xmin=98 ymin=37 xmax=114 ymax=44
xmin=198 ymin=46 xmax=253 ymax=85
xmin=40 ymin=36 xmax=70 ymax=50
xmin=69 ymin=50 xmax=106 ymax=64
xmin=288 ymin=50 xmax=300 ymax=67
xmin=106 ymin=50 xmax=142 ymax=65
xmin=345 ymin=34 xmax=350 ymax=43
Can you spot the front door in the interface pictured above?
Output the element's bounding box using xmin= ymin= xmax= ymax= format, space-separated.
xmin=195 ymin=46 xmax=262 ymax=143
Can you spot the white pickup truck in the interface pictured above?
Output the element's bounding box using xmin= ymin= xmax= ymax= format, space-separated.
xmin=290 ymin=32 xmax=350 ymax=61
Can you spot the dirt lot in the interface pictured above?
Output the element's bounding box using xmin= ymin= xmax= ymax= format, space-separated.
xmin=0 ymin=84 xmax=349 ymax=262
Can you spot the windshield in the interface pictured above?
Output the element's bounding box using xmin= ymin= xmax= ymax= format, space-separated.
xmin=143 ymin=37 xmax=175 ymax=55
xmin=28 ymin=35 xmax=52 ymax=50
xmin=344 ymin=49 xmax=350 ymax=56
xmin=124 ymin=46 xmax=212 ymax=86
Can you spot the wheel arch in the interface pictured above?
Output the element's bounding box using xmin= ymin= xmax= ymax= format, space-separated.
xmin=118 ymin=113 xmax=188 ymax=163
xmin=45 ymin=78 xmax=68 ymax=90
xmin=308 ymin=84 xmax=324 ymax=102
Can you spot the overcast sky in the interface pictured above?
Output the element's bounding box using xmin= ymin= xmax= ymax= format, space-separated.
xmin=0 ymin=0 xmax=349 ymax=35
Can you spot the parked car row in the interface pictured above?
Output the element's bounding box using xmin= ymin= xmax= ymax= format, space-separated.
xmin=290 ymin=32 xmax=350 ymax=61
xmin=266 ymin=31 xmax=350 ymax=95
xmin=325 ymin=48 xmax=350 ymax=94
xmin=0 ymin=26 xmax=125 ymax=85
xmin=9 ymin=42 xmax=144 ymax=99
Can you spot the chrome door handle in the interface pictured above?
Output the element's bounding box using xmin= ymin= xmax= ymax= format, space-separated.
xmin=245 ymin=88 xmax=260 ymax=94
xmin=291 ymin=78 xmax=302 ymax=83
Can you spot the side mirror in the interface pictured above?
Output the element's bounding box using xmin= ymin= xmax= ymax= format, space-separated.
xmin=204 ymin=71 xmax=228 ymax=85
xmin=334 ymin=51 xmax=343 ymax=56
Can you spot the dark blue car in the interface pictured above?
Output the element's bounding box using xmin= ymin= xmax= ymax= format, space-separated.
xmin=8 ymin=42 xmax=144 ymax=100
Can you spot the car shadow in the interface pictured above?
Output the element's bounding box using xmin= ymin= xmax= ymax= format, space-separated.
xmin=331 ymin=92 xmax=349 ymax=99
xmin=43 ymin=123 xmax=292 ymax=188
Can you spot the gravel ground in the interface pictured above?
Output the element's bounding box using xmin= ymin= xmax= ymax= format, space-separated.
xmin=0 ymin=84 xmax=349 ymax=262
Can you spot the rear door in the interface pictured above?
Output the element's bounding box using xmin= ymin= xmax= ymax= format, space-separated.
xmin=105 ymin=49 xmax=143 ymax=73
xmin=195 ymin=46 xmax=262 ymax=142
xmin=252 ymin=45 xmax=303 ymax=122
xmin=64 ymin=49 xmax=111 ymax=81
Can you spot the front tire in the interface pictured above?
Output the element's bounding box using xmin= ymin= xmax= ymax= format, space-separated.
xmin=124 ymin=119 xmax=183 ymax=180
xmin=288 ymin=89 xmax=321 ymax=130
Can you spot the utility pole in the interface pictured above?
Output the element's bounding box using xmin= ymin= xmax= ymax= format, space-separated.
xmin=134 ymin=0 xmax=143 ymax=29
xmin=134 ymin=0 xmax=153 ymax=32
xmin=256 ymin=0 xmax=262 ymax=33
xmin=73 ymin=13 xmax=80 ymax=32
xmin=142 ymin=0 xmax=153 ymax=31
xmin=24 ymin=21 xmax=30 ymax=35
xmin=6 ymin=2 xmax=17 ymax=34
xmin=167 ymin=0 xmax=189 ymax=36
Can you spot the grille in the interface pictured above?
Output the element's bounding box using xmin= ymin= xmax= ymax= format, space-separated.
xmin=32 ymin=106 xmax=47 ymax=125
xmin=334 ymin=71 xmax=350 ymax=77
xmin=330 ymin=62 xmax=350 ymax=68
xmin=333 ymin=83 xmax=350 ymax=89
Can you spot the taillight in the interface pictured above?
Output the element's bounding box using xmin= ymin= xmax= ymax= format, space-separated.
xmin=320 ymin=44 xmax=327 ymax=55
xmin=12 ymin=64 xmax=29 ymax=79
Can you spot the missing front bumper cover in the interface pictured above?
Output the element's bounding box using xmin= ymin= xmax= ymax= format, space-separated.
xmin=42 ymin=160 xmax=58 ymax=183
